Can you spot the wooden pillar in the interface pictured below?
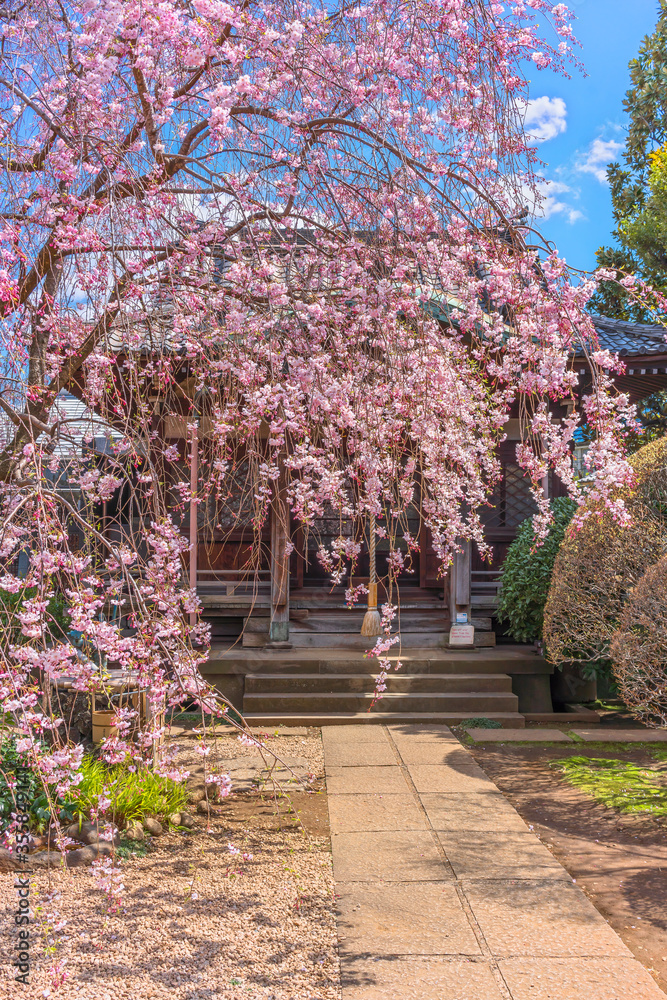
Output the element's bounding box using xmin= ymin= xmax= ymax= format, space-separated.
xmin=449 ymin=539 xmax=471 ymax=624
xmin=269 ymin=462 xmax=290 ymax=645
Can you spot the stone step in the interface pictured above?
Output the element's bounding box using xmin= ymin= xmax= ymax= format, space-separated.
xmin=244 ymin=672 xmax=514 ymax=694
xmin=205 ymin=647 xmax=551 ymax=677
xmin=243 ymin=711 xmax=526 ymax=727
xmin=243 ymin=690 xmax=519 ymax=714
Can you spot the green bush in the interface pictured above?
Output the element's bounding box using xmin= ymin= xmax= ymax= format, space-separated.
xmin=0 ymin=738 xmax=78 ymax=833
xmin=497 ymin=497 xmax=577 ymax=643
xmin=0 ymin=586 xmax=70 ymax=646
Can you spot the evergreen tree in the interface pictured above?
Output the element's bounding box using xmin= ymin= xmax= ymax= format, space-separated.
xmin=590 ymin=0 xmax=667 ymax=320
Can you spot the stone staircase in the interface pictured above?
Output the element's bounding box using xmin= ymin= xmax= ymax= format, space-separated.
xmin=243 ymin=655 xmax=521 ymax=725
xmin=200 ymin=645 xmax=559 ymax=727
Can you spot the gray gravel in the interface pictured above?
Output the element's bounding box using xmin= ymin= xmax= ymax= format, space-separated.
xmin=0 ymin=730 xmax=339 ymax=999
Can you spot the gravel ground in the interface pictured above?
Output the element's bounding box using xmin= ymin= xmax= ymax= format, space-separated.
xmin=0 ymin=729 xmax=339 ymax=1000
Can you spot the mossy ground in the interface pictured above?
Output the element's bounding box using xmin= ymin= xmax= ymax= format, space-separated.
xmin=551 ymin=753 xmax=667 ymax=815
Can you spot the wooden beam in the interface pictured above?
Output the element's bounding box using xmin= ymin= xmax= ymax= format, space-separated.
xmin=450 ymin=539 xmax=471 ymax=622
xmin=189 ymin=422 xmax=198 ymax=628
xmin=269 ymin=461 xmax=290 ymax=644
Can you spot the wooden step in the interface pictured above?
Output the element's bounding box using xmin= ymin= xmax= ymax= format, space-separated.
xmin=281 ymin=631 xmax=496 ymax=649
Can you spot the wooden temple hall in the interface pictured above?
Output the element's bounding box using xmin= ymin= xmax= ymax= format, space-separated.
xmin=92 ymin=316 xmax=667 ymax=727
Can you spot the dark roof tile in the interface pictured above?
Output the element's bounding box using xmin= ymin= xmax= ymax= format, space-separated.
xmin=589 ymin=315 xmax=667 ymax=357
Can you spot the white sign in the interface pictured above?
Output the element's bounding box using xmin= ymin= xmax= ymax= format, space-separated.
xmin=456 ymin=612 xmax=468 ymax=624
xmin=449 ymin=624 xmax=475 ymax=647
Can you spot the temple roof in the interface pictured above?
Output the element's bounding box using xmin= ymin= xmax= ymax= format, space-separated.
xmin=576 ymin=315 xmax=667 ymax=401
xmin=590 ymin=315 xmax=667 ymax=357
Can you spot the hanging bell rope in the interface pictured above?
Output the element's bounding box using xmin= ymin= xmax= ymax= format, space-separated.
xmin=361 ymin=513 xmax=383 ymax=637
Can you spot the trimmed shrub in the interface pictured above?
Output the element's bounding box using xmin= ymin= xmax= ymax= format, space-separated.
xmin=544 ymin=437 xmax=667 ymax=673
xmin=610 ymin=555 xmax=667 ymax=728
xmin=496 ymin=496 xmax=577 ymax=643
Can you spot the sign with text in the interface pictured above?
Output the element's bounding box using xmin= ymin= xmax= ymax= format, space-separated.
xmin=449 ymin=624 xmax=475 ymax=647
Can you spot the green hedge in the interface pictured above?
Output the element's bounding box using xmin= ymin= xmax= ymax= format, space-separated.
xmin=496 ymin=497 xmax=577 ymax=643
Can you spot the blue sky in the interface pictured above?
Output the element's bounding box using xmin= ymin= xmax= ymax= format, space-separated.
xmin=525 ymin=0 xmax=659 ymax=272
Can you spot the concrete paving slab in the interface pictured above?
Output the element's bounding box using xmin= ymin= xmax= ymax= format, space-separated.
xmin=407 ymin=763 xmax=497 ymax=794
xmin=500 ymin=957 xmax=667 ymax=999
xmin=325 ymin=742 xmax=398 ymax=767
xmin=465 ymin=728 xmax=573 ymax=742
xmin=336 ymin=882 xmax=481 ymax=956
xmin=324 ymin=718 xmax=665 ymax=999
xmin=327 ymin=794 xmax=429 ymax=833
xmin=463 ymin=879 xmax=633 ymax=958
xmin=322 ymin=725 xmax=391 ymax=744
xmin=387 ymin=723 xmax=458 ymax=743
xmin=394 ymin=743 xmax=481 ymax=766
xmin=420 ymin=792 xmax=531 ymax=833
xmin=326 ymin=766 xmax=410 ymax=795
xmin=571 ymin=728 xmax=667 ymax=742
xmin=341 ymin=957 xmax=506 ymax=999
xmin=435 ymin=831 xmax=569 ymax=880
xmin=331 ymin=831 xmax=449 ymax=882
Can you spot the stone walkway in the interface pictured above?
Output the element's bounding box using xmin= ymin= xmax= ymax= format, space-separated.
xmin=323 ymin=723 xmax=667 ymax=1000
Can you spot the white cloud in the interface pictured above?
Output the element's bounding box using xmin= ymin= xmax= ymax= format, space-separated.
xmin=524 ymin=179 xmax=584 ymax=225
xmin=575 ymin=138 xmax=623 ymax=184
xmin=524 ymin=96 xmax=567 ymax=143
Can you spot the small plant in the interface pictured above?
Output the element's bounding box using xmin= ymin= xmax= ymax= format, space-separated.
xmin=116 ymin=837 xmax=149 ymax=860
xmin=497 ymin=496 xmax=577 ymax=643
xmin=0 ymin=738 xmax=77 ymax=833
xmin=65 ymin=755 xmax=188 ymax=827
xmin=1 ymin=740 xmax=188 ymax=833
xmin=461 ymin=717 xmax=503 ymax=730
xmin=552 ymin=755 xmax=667 ymax=815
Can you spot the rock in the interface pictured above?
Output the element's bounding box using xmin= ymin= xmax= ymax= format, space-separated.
xmin=143 ymin=817 xmax=163 ymax=836
xmin=187 ymin=787 xmax=206 ymax=805
xmin=86 ymin=828 xmax=120 ymax=847
xmin=65 ymin=843 xmax=113 ymax=868
xmin=179 ymin=812 xmax=195 ymax=829
xmin=124 ymin=821 xmax=145 ymax=842
xmin=30 ymin=851 xmax=67 ymax=869
xmin=66 ymin=820 xmax=95 ymax=842
xmin=196 ymin=799 xmax=210 ymax=815
xmin=0 ymin=848 xmax=27 ymax=872
xmin=167 ymin=812 xmax=182 ymax=827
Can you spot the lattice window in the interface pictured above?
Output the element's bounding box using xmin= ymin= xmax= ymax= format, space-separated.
xmin=482 ymin=463 xmax=540 ymax=530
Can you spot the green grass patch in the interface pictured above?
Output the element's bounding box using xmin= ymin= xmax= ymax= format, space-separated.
xmin=552 ymin=755 xmax=667 ymax=815
xmin=460 ymin=717 xmax=503 ymax=730
xmin=1 ymin=737 xmax=188 ymax=832
xmin=116 ymin=837 xmax=150 ymax=861
xmin=171 ymin=707 xmax=244 ymax=727
xmin=65 ymin=756 xmax=188 ymax=828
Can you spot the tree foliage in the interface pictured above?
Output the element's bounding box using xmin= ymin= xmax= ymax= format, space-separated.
xmin=590 ymin=0 xmax=667 ymax=319
xmin=496 ymin=496 xmax=576 ymax=643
